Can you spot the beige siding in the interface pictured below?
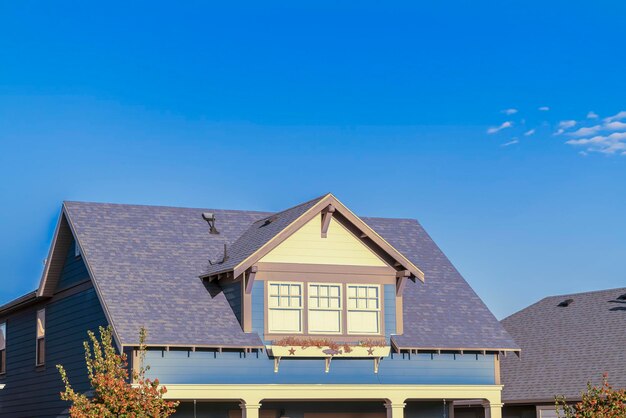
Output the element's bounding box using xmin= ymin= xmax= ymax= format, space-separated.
xmin=259 ymin=216 xmax=388 ymax=267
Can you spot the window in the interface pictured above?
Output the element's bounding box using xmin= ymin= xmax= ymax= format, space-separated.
xmin=36 ymin=309 xmax=45 ymax=366
xmin=347 ymin=285 xmax=381 ymax=334
xmin=308 ymin=284 xmax=342 ymax=334
xmin=0 ymin=322 xmax=5 ymax=374
xmin=268 ymin=283 xmax=302 ymax=333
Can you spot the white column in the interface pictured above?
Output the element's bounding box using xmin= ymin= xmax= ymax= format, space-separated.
xmin=240 ymin=401 xmax=262 ymax=418
xmin=385 ymin=400 xmax=406 ymax=418
xmin=483 ymin=402 xmax=503 ymax=418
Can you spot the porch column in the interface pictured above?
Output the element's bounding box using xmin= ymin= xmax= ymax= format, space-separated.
xmin=385 ymin=400 xmax=406 ymax=418
xmin=483 ymin=401 xmax=503 ymax=418
xmin=240 ymin=401 xmax=262 ymax=418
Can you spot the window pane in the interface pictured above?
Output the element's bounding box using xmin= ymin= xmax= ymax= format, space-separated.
xmin=358 ymin=287 xmax=366 ymax=297
xmin=0 ymin=323 xmax=5 ymax=351
xmin=309 ymin=297 xmax=319 ymax=308
xmin=269 ymin=296 xmax=280 ymax=308
xmin=368 ymin=287 xmax=378 ymax=298
xmin=330 ymin=286 xmax=339 ymax=297
xmin=348 ymin=286 xmax=356 ymax=298
xmin=329 ymin=297 xmax=340 ymax=309
xmin=37 ymin=309 xmax=45 ymax=338
xmin=279 ymin=296 xmax=289 ymax=307
xmin=268 ymin=309 xmax=301 ymax=332
xmin=320 ymin=297 xmax=329 ymax=308
xmin=280 ymin=284 xmax=289 ymax=295
xmin=347 ymin=298 xmax=357 ymax=309
xmin=310 ymin=285 xmax=318 ymax=296
xmin=309 ymin=310 xmax=341 ymax=333
xmin=367 ymin=298 xmax=378 ymax=309
xmin=320 ymin=286 xmax=328 ymax=297
xmin=357 ymin=299 xmax=366 ymax=309
xmin=290 ymin=285 xmax=301 ymax=296
xmin=348 ymin=311 xmax=379 ymax=334
xmin=269 ymin=284 xmax=280 ymax=296
xmin=290 ymin=296 xmax=301 ymax=308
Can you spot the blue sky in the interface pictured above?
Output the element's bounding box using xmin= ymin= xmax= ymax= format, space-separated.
xmin=1 ymin=1 xmax=625 ymax=318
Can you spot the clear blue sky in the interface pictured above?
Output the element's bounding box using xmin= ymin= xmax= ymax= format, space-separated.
xmin=1 ymin=1 xmax=625 ymax=318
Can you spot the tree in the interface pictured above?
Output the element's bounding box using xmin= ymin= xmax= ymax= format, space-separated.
xmin=57 ymin=326 xmax=179 ymax=417
xmin=556 ymin=373 xmax=626 ymax=418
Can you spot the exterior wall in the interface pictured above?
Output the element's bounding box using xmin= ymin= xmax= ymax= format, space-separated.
xmin=0 ymin=243 xmax=108 ymax=417
xmin=259 ymin=216 xmax=388 ymax=267
xmin=383 ymin=284 xmax=396 ymax=338
xmin=222 ymin=281 xmax=242 ymax=324
xmin=56 ymin=240 xmax=90 ymax=291
xmin=143 ymin=350 xmax=497 ymax=385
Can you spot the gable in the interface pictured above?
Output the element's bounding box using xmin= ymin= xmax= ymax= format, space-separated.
xmin=259 ymin=216 xmax=388 ymax=267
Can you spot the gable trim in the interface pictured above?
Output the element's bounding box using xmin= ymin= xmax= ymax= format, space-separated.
xmin=212 ymin=194 xmax=424 ymax=283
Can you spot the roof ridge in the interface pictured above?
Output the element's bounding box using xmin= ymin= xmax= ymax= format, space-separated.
xmin=541 ymin=286 xmax=626 ymax=299
xmin=63 ymin=200 xmax=272 ymax=215
xmin=253 ymin=193 xmax=330 ymax=223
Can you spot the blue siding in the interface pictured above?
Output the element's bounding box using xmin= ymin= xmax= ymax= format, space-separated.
xmin=56 ymin=240 xmax=90 ymax=291
xmin=144 ymin=350 xmax=495 ymax=385
xmin=222 ymin=281 xmax=242 ymax=324
xmin=384 ymin=284 xmax=396 ymax=338
xmin=0 ymin=286 xmax=108 ymax=417
xmin=251 ymin=280 xmax=265 ymax=340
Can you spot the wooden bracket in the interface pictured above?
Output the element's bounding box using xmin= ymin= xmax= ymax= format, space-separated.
xmin=396 ymin=270 xmax=410 ymax=296
xmin=325 ymin=356 xmax=332 ymax=373
xmin=374 ymin=357 xmax=382 ymax=374
xmin=274 ymin=356 xmax=281 ymax=373
xmin=321 ymin=205 xmax=335 ymax=238
xmin=245 ymin=266 xmax=257 ymax=294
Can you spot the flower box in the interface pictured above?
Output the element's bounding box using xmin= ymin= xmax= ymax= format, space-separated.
xmin=268 ymin=345 xmax=391 ymax=358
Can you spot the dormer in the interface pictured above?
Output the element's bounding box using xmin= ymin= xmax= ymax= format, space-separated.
xmin=202 ymin=194 xmax=424 ymax=344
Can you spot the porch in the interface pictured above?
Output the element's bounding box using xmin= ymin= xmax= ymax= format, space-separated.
xmin=164 ymin=384 xmax=503 ymax=418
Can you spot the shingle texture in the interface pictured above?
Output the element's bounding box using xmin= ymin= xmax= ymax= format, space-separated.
xmin=501 ymin=287 xmax=626 ymax=402
xmin=63 ymin=199 xmax=518 ymax=351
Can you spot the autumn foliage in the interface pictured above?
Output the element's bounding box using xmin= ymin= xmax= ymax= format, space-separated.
xmin=57 ymin=326 xmax=178 ymax=417
xmin=556 ymin=373 xmax=626 ymax=418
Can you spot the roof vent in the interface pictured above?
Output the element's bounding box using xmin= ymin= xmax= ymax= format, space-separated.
xmin=261 ymin=215 xmax=278 ymax=227
xmin=617 ymin=293 xmax=626 ymax=301
xmin=202 ymin=212 xmax=219 ymax=235
xmin=558 ymin=298 xmax=574 ymax=307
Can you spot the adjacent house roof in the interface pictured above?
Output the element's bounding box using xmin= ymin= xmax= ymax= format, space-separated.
xmin=30 ymin=194 xmax=518 ymax=352
xmin=500 ymin=287 xmax=626 ymax=403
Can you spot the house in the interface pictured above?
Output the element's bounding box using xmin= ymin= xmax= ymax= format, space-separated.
xmin=498 ymin=287 xmax=626 ymax=418
xmin=0 ymin=193 xmax=519 ymax=418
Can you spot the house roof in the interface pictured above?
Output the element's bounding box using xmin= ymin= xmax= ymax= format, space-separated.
xmin=500 ymin=287 xmax=626 ymax=403
xmin=29 ymin=196 xmax=518 ymax=351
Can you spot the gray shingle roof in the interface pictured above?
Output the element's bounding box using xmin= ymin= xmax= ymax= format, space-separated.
xmin=501 ymin=287 xmax=626 ymax=402
xmin=63 ymin=199 xmax=518 ymax=351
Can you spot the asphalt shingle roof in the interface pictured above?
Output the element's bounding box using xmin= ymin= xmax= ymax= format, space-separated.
xmin=501 ymin=287 xmax=626 ymax=402
xmin=63 ymin=199 xmax=518 ymax=351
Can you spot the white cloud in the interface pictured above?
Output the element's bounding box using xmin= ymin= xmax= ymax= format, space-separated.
xmin=559 ymin=120 xmax=577 ymax=129
xmin=501 ymin=108 xmax=518 ymax=115
xmin=605 ymin=121 xmax=626 ymax=131
xmin=487 ymin=121 xmax=513 ymax=134
xmin=587 ymin=111 xmax=599 ymax=119
xmin=566 ymin=132 xmax=626 ymax=155
xmin=569 ymin=125 xmax=602 ymax=137
xmin=524 ymin=129 xmax=536 ymax=136
xmin=501 ymin=139 xmax=519 ymax=147
xmin=604 ymin=110 xmax=626 ymax=123
xmin=538 ymin=106 xmax=550 ymax=111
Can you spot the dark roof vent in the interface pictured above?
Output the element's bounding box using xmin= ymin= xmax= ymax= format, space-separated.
xmin=261 ymin=215 xmax=278 ymax=227
xmin=558 ymin=298 xmax=574 ymax=307
xmin=617 ymin=293 xmax=626 ymax=301
xmin=202 ymin=212 xmax=219 ymax=235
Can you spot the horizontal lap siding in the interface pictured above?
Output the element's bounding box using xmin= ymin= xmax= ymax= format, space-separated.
xmin=0 ymin=285 xmax=108 ymax=417
xmin=383 ymin=284 xmax=396 ymax=338
xmin=222 ymin=281 xmax=242 ymax=324
xmin=144 ymin=350 xmax=495 ymax=385
xmin=56 ymin=241 xmax=89 ymax=291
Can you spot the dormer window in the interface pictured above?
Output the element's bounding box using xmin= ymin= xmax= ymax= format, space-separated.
xmin=308 ymin=284 xmax=342 ymax=334
xmin=347 ymin=285 xmax=381 ymax=335
xmin=268 ymin=282 xmax=303 ymax=333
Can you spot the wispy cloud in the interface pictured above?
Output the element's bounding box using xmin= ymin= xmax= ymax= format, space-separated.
xmin=604 ymin=110 xmax=626 ymax=123
xmin=569 ymin=125 xmax=602 ymax=137
xmin=501 ymin=108 xmax=518 ymax=115
xmin=524 ymin=129 xmax=536 ymax=136
xmin=566 ymin=132 xmax=626 ymax=155
xmin=559 ymin=120 xmax=577 ymax=129
xmin=487 ymin=121 xmax=513 ymax=134
xmin=587 ymin=111 xmax=599 ymax=119
xmin=538 ymin=106 xmax=550 ymax=111
xmin=501 ymin=138 xmax=519 ymax=147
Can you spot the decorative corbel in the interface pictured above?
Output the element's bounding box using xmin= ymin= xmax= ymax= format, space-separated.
xmin=321 ymin=205 xmax=336 ymax=238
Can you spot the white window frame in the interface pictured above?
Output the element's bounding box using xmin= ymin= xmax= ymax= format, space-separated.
xmin=36 ymin=308 xmax=45 ymax=366
xmin=267 ymin=282 xmax=303 ymax=334
xmin=346 ymin=284 xmax=381 ymax=335
xmin=307 ymin=283 xmax=343 ymax=335
xmin=0 ymin=322 xmax=6 ymax=374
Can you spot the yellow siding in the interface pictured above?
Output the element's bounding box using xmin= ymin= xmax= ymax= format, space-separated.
xmin=259 ymin=216 xmax=388 ymax=266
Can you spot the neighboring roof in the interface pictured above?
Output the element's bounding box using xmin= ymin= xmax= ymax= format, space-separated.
xmin=501 ymin=287 xmax=626 ymax=403
xmin=0 ymin=290 xmax=37 ymax=316
xmin=41 ymin=196 xmax=518 ymax=351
